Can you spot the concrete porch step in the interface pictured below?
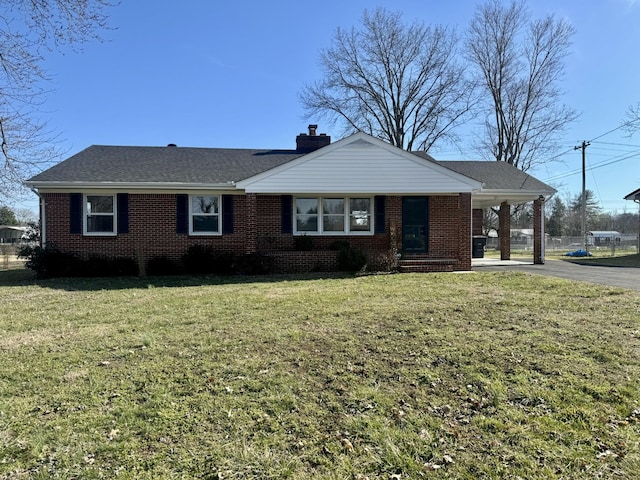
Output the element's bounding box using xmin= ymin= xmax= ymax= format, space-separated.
xmin=398 ymin=257 xmax=458 ymax=273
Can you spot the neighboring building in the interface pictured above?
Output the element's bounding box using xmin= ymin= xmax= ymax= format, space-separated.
xmin=0 ymin=225 xmax=28 ymax=244
xmin=625 ymin=188 xmax=640 ymax=203
xmin=587 ymin=231 xmax=621 ymax=246
xmin=25 ymin=127 xmax=555 ymax=273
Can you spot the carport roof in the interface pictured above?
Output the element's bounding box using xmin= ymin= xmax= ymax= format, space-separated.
xmin=412 ymin=154 xmax=556 ymax=207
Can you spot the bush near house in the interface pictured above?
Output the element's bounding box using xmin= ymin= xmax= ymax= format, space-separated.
xmin=18 ymin=245 xmax=138 ymax=278
xmin=331 ymin=240 xmax=368 ymax=272
xmin=145 ymin=256 xmax=181 ymax=276
xmin=181 ymin=245 xmax=235 ymax=275
xmin=19 ymin=244 xmax=277 ymax=278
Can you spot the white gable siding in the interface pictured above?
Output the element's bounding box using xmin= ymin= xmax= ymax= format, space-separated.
xmin=238 ymin=138 xmax=481 ymax=194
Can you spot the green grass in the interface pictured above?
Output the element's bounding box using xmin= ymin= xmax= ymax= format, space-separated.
xmin=562 ymin=253 xmax=640 ymax=267
xmin=485 ymin=246 xmax=639 ymax=258
xmin=1 ymin=271 xmax=639 ymax=479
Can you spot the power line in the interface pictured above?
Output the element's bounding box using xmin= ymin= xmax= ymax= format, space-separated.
xmin=541 ymin=121 xmax=640 ymax=165
xmin=591 ymin=140 xmax=640 ymax=148
xmin=544 ymin=149 xmax=640 ymax=182
xmin=588 ymin=119 xmax=637 ymax=142
xmin=542 ymin=146 xmax=576 ymax=164
xmin=587 ymin=150 xmax=631 ymax=156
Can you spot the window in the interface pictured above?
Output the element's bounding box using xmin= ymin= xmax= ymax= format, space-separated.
xmin=190 ymin=195 xmax=221 ymax=235
xmin=350 ymin=198 xmax=372 ymax=231
xmin=294 ymin=196 xmax=372 ymax=235
xmin=295 ymin=198 xmax=318 ymax=232
xmin=85 ymin=194 xmax=116 ymax=235
xmin=322 ymin=198 xmax=345 ymax=232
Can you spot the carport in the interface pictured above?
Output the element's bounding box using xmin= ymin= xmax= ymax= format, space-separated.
xmin=438 ymin=161 xmax=556 ymax=264
xmin=624 ymin=188 xmax=640 ymax=253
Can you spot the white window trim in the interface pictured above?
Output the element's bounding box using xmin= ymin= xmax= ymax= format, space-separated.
xmin=293 ymin=196 xmax=374 ymax=236
xmin=83 ymin=193 xmax=117 ymax=236
xmin=189 ymin=194 xmax=222 ymax=236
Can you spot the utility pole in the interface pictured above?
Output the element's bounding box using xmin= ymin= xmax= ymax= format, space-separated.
xmin=574 ymin=141 xmax=590 ymax=252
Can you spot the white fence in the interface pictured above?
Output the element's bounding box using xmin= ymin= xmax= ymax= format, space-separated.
xmin=486 ymin=235 xmax=638 ymax=253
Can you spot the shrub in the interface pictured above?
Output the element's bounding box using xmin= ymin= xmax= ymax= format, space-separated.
xmin=181 ymin=247 xmax=274 ymax=276
xmin=18 ymin=245 xmax=81 ymax=278
xmin=367 ymin=250 xmax=400 ymax=273
xmin=18 ymin=245 xmax=138 ymax=278
xmin=181 ymin=245 xmax=234 ymax=275
xmin=294 ymin=235 xmax=314 ymax=251
xmin=147 ymin=256 xmax=181 ymax=276
xmin=331 ymin=241 xmax=367 ymax=272
xmin=81 ymin=255 xmax=138 ymax=277
xmin=233 ymin=253 xmax=274 ymax=275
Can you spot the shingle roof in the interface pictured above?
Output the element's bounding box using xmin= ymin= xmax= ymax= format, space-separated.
xmin=27 ymin=145 xmax=304 ymax=184
xmin=27 ymin=143 xmax=555 ymax=196
xmin=409 ymin=152 xmax=554 ymax=193
xmin=437 ymin=160 xmax=555 ymax=193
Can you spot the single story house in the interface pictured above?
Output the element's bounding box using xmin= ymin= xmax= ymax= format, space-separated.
xmin=25 ymin=126 xmax=555 ymax=273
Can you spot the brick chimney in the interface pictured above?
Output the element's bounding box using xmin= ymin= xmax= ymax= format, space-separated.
xmin=296 ymin=124 xmax=331 ymax=153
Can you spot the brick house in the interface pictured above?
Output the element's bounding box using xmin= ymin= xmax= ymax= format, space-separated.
xmin=25 ymin=127 xmax=555 ymax=273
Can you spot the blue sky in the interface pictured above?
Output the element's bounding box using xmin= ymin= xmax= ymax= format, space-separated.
xmin=17 ymin=0 xmax=640 ymax=215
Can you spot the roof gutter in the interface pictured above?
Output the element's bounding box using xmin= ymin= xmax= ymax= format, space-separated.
xmin=474 ymin=187 xmax=556 ymax=198
xmin=24 ymin=181 xmax=238 ymax=191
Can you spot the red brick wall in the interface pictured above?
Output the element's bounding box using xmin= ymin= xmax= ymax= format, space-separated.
xmin=499 ymin=201 xmax=511 ymax=260
xmin=428 ymin=196 xmax=463 ymax=259
xmin=255 ymin=195 xmax=294 ymax=252
xmin=267 ymin=251 xmax=339 ymax=273
xmin=42 ymin=193 xmax=250 ymax=264
xmin=472 ymin=208 xmax=484 ymax=236
xmin=42 ymin=192 xmax=473 ymax=272
xmin=533 ymin=199 xmax=543 ymax=264
xmin=457 ymin=193 xmax=472 ymax=270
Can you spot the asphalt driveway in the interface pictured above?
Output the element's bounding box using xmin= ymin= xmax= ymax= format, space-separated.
xmin=474 ymin=259 xmax=640 ymax=291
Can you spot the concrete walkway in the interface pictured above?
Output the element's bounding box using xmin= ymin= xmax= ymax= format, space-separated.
xmin=472 ymin=258 xmax=532 ymax=267
xmin=473 ymin=258 xmax=640 ymax=291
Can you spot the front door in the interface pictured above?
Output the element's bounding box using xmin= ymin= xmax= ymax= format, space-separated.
xmin=402 ymin=197 xmax=429 ymax=253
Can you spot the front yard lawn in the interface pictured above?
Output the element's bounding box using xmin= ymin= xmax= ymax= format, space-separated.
xmin=1 ymin=272 xmax=639 ymax=479
xmin=563 ymin=253 xmax=640 ymax=267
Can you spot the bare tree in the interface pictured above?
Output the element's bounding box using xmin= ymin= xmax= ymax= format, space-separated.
xmin=0 ymin=0 xmax=114 ymax=201
xmin=466 ymin=0 xmax=577 ymax=172
xmin=623 ymin=101 xmax=640 ymax=136
xmin=300 ymin=8 xmax=475 ymax=152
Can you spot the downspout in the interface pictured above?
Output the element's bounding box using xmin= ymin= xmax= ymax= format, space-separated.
xmin=30 ymin=187 xmax=45 ymax=247
xmin=636 ymin=199 xmax=640 ymax=255
xmin=540 ymin=197 xmax=545 ymax=263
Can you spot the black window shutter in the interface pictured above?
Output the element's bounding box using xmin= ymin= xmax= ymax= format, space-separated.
xmin=69 ymin=193 xmax=82 ymax=234
xmin=117 ymin=193 xmax=129 ymax=234
xmin=374 ymin=195 xmax=385 ymax=234
xmin=222 ymin=195 xmax=233 ymax=234
xmin=281 ymin=195 xmax=292 ymax=234
xmin=176 ymin=194 xmax=188 ymax=234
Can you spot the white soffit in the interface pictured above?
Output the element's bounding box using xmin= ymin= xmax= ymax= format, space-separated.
xmin=472 ymin=190 xmax=549 ymax=208
xmin=236 ymin=133 xmax=482 ymax=194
